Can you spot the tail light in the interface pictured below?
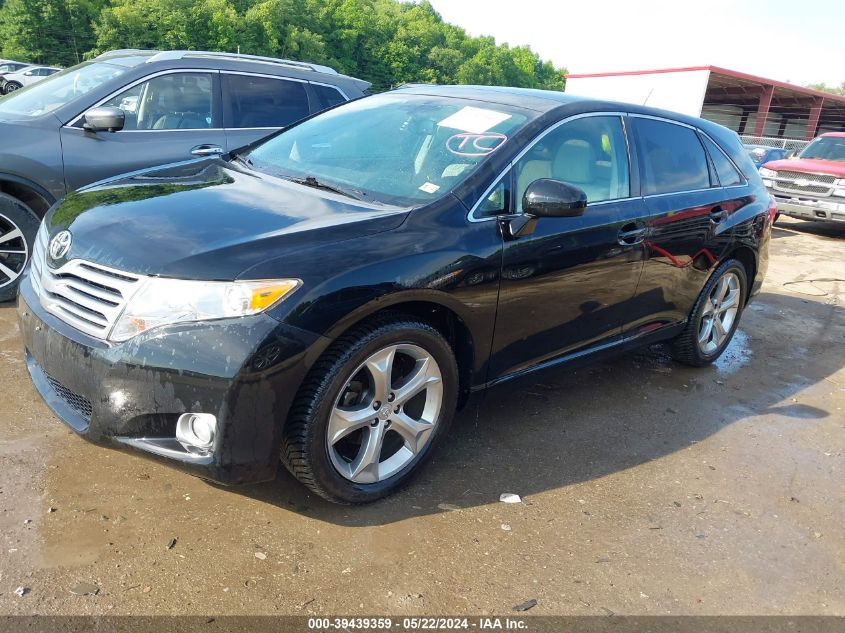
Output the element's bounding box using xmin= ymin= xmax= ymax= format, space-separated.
xmin=767 ymin=195 xmax=777 ymax=226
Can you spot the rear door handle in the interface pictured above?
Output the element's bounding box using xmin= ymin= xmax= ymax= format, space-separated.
xmin=618 ymin=223 xmax=647 ymax=245
xmin=710 ymin=207 xmax=728 ymax=223
xmin=191 ymin=144 xmax=224 ymax=157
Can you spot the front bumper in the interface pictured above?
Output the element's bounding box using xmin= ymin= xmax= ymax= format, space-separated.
xmin=770 ymin=193 xmax=845 ymax=223
xmin=18 ymin=270 xmax=327 ymax=485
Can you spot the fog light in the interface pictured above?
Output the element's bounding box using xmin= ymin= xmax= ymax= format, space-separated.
xmin=176 ymin=413 xmax=217 ymax=451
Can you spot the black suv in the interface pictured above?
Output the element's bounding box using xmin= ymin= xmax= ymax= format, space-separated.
xmin=18 ymin=86 xmax=773 ymax=504
xmin=0 ymin=49 xmax=370 ymax=300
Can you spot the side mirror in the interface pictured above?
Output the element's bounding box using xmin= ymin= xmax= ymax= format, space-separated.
xmin=522 ymin=179 xmax=587 ymax=218
xmin=83 ymin=106 xmax=125 ymax=133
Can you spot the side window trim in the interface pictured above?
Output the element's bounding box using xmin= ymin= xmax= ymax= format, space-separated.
xmin=468 ymin=111 xmax=634 ymax=223
xmin=64 ymin=69 xmax=221 ymax=129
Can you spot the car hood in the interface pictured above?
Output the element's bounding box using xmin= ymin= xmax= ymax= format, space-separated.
xmin=45 ymin=158 xmax=409 ymax=280
xmin=763 ymin=158 xmax=845 ymax=178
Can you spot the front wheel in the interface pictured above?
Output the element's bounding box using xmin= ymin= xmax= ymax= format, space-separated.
xmin=282 ymin=315 xmax=459 ymax=504
xmin=0 ymin=194 xmax=40 ymax=303
xmin=3 ymin=82 xmax=22 ymax=94
xmin=671 ymin=259 xmax=747 ymax=367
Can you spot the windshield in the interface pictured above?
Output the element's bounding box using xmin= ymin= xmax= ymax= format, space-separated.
xmin=244 ymin=93 xmax=532 ymax=206
xmin=0 ymin=61 xmax=129 ymax=118
xmin=800 ymin=136 xmax=845 ymax=162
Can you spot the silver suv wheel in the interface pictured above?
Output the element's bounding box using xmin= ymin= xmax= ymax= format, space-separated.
xmin=697 ymin=271 xmax=740 ymax=354
xmin=328 ymin=343 xmax=443 ymax=484
xmin=0 ymin=212 xmax=28 ymax=289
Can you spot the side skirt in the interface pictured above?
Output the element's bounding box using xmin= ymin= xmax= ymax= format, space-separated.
xmin=475 ymin=323 xmax=686 ymax=393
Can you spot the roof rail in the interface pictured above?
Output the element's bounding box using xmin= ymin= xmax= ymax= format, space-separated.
xmin=144 ymin=50 xmax=338 ymax=75
xmin=96 ymin=49 xmax=160 ymax=59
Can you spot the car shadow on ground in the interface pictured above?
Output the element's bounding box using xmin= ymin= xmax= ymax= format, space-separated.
xmin=228 ymin=291 xmax=844 ymax=526
xmin=772 ymin=220 xmax=845 ymax=240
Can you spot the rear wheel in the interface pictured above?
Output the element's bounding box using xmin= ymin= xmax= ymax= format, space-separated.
xmin=282 ymin=315 xmax=458 ymax=504
xmin=672 ymin=259 xmax=747 ymax=367
xmin=0 ymin=194 xmax=40 ymax=303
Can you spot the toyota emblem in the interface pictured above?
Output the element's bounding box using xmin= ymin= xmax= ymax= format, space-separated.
xmin=49 ymin=230 xmax=72 ymax=260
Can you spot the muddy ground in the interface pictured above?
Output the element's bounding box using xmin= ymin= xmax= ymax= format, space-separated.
xmin=0 ymin=217 xmax=842 ymax=616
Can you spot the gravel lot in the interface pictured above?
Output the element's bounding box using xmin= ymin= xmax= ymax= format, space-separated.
xmin=0 ymin=217 xmax=843 ymax=616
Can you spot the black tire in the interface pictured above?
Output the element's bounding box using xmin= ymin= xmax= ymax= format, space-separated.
xmin=4 ymin=82 xmax=22 ymax=94
xmin=0 ymin=193 xmax=40 ymax=303
xmin=773 ymin=212 xmax=781 ymax=224
xmin=282 ymin=314 xmax=459 ymax=504
xmin=671 ymin=258 xmax=748 ymax=367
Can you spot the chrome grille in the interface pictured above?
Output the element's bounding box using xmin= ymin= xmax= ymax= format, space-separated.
xmin=771 ymin=170 xmax=837 ymax=197
xmin=31 ymin=228 xmax=144 ymax=339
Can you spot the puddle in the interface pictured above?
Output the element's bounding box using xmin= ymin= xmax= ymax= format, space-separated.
xmin=714 ymin=329 xmax=753 ymax=375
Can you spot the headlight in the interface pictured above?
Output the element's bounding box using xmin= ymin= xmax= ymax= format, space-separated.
xmin=110 ymin=278 xmax=300 ymax=342
xmin=835 ymin=179 xmax=845 ymax=187
xmin=758 ymin=167 xmax=777 ymax=178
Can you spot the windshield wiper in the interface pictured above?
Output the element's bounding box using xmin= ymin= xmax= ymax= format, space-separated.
xmin=231 ymin=153 xmax=254 ymax=168
xmin=286 ymin=175 xmax=364 ymax=201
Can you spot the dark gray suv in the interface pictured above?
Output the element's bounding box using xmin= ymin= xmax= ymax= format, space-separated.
xmin=0 ymin=49 xmax=370 ymax=300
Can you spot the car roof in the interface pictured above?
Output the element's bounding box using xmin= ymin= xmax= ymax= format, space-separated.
xmin=744 ymin=144 xmax=784 ymax=151
xmin=821 ymin=132 xmax=845 ymax=138
xmin=394 ymin=84 xmax=581 ymax=112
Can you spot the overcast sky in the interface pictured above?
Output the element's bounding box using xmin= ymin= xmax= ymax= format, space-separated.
xmin=426 ymin=0 xmax=845 ymax=87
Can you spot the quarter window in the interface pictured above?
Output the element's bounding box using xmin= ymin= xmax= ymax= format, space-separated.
xmin=312 ymin=83 xmax=347 ymax=109
xmin=223 ymin=74 xmax=310 ymax=128
xmin=634 ymin=118 xmax=711 ymax=195
xmin=701 ymin=135 xmax=743 ymax=186
xmin=101 ymin=73 xmax=213 ymax=130
xmin=475 ymin=178 xmax=509 ymax=217
xmin=514 ymin=115 xmax=630 ymax=211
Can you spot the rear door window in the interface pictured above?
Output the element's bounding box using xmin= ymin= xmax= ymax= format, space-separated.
xmin=223 ymin=74 xmax=310 ymax=129
xmin=634 ymin=118 xmax=711 ymax=195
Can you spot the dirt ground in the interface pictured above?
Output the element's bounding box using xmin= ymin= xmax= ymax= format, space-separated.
xmin=0 ymin=217 xmax=842 ymax=616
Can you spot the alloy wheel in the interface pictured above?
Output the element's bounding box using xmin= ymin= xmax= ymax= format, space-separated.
xmin=328 ymin=343 xmax=443 ymax=484
xmin=697 ymin=271 xmax=740 ymax=354
xmin=0 ymin=213 xmax=28 ymax=289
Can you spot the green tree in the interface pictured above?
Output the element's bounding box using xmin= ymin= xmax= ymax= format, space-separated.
xmin=807 ymin=81 xmax=845 ymax=96
xmin=0 ymin=0 xmax=104 ymax=66
xmin=5 ymin=0 xmax=567 ymax=93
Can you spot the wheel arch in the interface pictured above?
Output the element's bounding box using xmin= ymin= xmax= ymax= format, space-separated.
xmin=313 ymin=292 xmax=477 ymax=410
xmin=723 ymin=245 xmax=757 ymax=305
xmin=0 ymin=175 xmax=55 ymax=218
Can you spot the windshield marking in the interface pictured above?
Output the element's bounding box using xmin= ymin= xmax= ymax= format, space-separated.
xmin=446 ymin=132 xmax=508 ymax=157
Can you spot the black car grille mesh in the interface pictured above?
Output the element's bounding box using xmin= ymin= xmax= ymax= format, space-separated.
xmin=43 ymin=372 xmax=93 ymax=421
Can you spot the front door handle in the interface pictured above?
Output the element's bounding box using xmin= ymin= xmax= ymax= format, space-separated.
xmin=191 ymin=144 xmax=224 ymax=157
xmin=618 ymin=223 xmax=647 ymax=246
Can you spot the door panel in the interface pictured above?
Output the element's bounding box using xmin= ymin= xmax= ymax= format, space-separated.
xmin=60 ymin=72 xmax=225 ymax=191
xmin=488 ymin=114 xmax=647 ymax=380
xmin=623 ymin=116 xmax=740 ymax=335
xmin=626 ymin=189 xmax=738 ymax=333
